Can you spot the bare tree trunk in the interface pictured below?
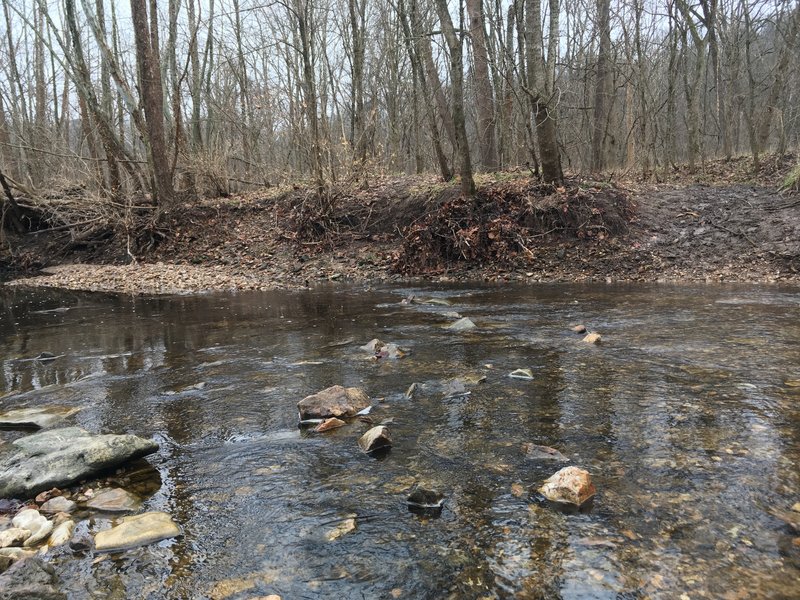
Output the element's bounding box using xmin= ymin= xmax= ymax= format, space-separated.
xmin=434 ymin=0 xmax=476 ymax=197
xmin=591 ymin=0 xmax=611 ymax=172
xmin=130 ymin=0 xmax=175 ymax=205
xmin=466 ymin=0 xmax=498 ymax=170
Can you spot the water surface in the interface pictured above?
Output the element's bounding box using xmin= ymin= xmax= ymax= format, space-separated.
xmin=1 ymin=283 xmax=799 ymax=599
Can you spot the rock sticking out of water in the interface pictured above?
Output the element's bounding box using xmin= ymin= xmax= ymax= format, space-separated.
xmin=447 ymin=317 xmax=477 ymax=332
xmin=571 ymin=324 xmax=587 ymax=334
xmin=582 ymin=332 xmax=602 ymax=344
xmin=539 ymin=466 xmax=596 ymax=506
xmin=48 ymin=520 xmax=75 ymax=548
xmin=0 ymin=406 xmax=81 ymax=430
xmin=0 ymin=557 xmax=65 ymax=599
xmin=35 ymin=352 xmax=58 ymax=362
xmin=94 ymin=511 xmax=180 ymax=552
xmin=0 ymin=528 xmax=29 ymax=549
xmin=524 ymin=443 xmax=569 ymax=462
xmin=407 ymin=488 xmax=444 ymax=517
xmin=404 ymin=383 xmax=418 ymax=399
xmin=0 ymin=427 xmax=159 ymax=499
xmin=509 ymin=369 xmax=534 ymax=380
xmin=314 ymin=418 xmax=346 ymax=433
xmin=12 ymin=509 xmax=53 ymax=547
xmin=85 ymin=488 xmax=141 ymax=513
xmin=297 ymin=386 xmax=371 ymax=420
xmin=358 ymin=426 xmax=392 ymax=454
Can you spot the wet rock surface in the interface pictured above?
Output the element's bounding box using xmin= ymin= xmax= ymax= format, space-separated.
xmin=357 ymin=426 xmax=392 ymax=453
xmin=0 ymin=406 xmax=80 ymax=430
xmin=297 ymin=386 xmax=370 ymax=420
xmin=85 ymin=488 xmax=141 ymax=513
xmin=0 ymin=428 xmax=158 ymax=499
xmin=94 ymin=512 xmax=180 ymax=552
xmin=0 ymin=557 xmax=65 ymax=600
xmin=539 ymin=466 xmax=596 ymax=506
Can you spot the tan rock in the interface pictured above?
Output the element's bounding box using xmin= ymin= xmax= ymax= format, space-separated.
xmin=325 ymin=516 xmax=357 ymax=541
xmin=539 ymin=466 xmax=596 ymax=506
xmin=48 ymin=520 xmax=75 ymax=547
xmin=94 ymin=512 xmax=180 ymax=552
xmin=582 ymin=332 xmax=602 ymax=344
xmin=86 ymin=488 xmax=141 ymax=513
xmin=40 ymin=496 xmax=77 ymax=514
xmin=297 ymin=386 xmax=370 ymax=420
xmin=315 ymin=417 xmax=346 ymax=433
xmin=0 ymin=528 xmax=30 ymax=549
xmin=571 ymin=324 xmax=587 ymax=334
xmin=358 ymin=426 xmax=392 ymax=453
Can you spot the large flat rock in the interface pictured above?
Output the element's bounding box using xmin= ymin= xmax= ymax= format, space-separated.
xmin=0 ymin=406 xmax=80 ymax=430
xmin=297 ymin=385 xmax=370 ymax=420
xmin=94 ymin=512 xmax=180 ymax=552
xmin=0 ymin=427 xmax=158 ymax=499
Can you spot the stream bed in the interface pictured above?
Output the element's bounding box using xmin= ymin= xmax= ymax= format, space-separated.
xmin=1 ymin=283 xmax=799 ymax=599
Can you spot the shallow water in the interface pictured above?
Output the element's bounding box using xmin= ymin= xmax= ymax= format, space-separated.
xmin=1 ymin=283 xmax=799 ymax=599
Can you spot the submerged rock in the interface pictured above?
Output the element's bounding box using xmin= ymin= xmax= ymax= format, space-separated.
xmin=0 ymin=407 xmax=80 ymax=430
xmin=325 ymin=516 xmax=357 ymax=541
xmin=582 ymin=332 xmax=602 ymax=344
xmin=0 ymin=557 xmax=66 ymax=600
xmin=94 ymin=511 xmax=180 ymax=552
xmin=523 ymin=443 xmax=569 ymax=462
xmin=360 ymin=339 xmax=406 ymax=359
xmin=509 ymin=368 xmax=534 ymax=380
xmin=0 ymin=427 xmax=159 ymax=499
xmin=358 ymin=426 xmax=392 ymax=453
xmin=314 ymin=417 xmax=346 ymax=433
xmin=447 ymin=317 xmax=477 ymax=332
xmin=85 ymin=488 xmax=141 ymax=513
xmin=297 ymin=386 xmax=370 ymax=420
xmin=40 ymin=497 xmax=76 ymax=515
xmin=539 ymin=466 xmax=596 ymax=506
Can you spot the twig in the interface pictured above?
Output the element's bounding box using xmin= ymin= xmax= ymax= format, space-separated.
xmin=711 ymin=222 xmax=757 ymax=248
xmin=28 ymin=217 xmax=103 ymax=235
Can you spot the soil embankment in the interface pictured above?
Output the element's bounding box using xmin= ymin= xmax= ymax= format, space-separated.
xmin=2 ymin=156 xmax=799 ymax=294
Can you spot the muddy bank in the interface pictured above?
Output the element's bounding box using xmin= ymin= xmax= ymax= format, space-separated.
xmin=3 ymin=166 xmax=799 ymax=294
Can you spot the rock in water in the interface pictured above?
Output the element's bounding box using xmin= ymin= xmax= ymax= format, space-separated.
xmin=447 ymin=317 xmax=477 ymax=332
xmin=0 ymin=407 xmax=81 ymax=430
xmin=314 ymin=417 xmax=346 ymax=433
xmin=524 ymin=443 xmax=569 ymax=462
xmin=358 ymin=426 xmax=392 ymax=453
xmin=85 ymin=488 xmax=141 ymax=513
xmin=12 ymin=509 xmax=53 ymax=547
xmin=0 ymin=427 xmax=158 ymax=499
xmin=40 ymin=497 xmax=76 ymax=515
xmin=539 ymin=466 xmax=596 ymax=506
xmin=47 ymin=521 xmax=75 ymax=548
xmin=94 ymin=512 xmax=180 ymax=552
xmin=509 ymin=369 xmax=534 ymax=380
xmin=0 ymin=528 xmax=29 ymax=549
xmin=571 ymin=324 xmax=587 ymax=334
xmin=0 ymin=557 xmax=66 ymax=600
xmin=582 ymin=332 xmax=602 ymax=344
xmin=297 ymin=386 xmax=370 ymax=420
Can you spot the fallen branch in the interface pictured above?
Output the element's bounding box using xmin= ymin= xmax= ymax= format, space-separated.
xmin=28 ymin=216 xmax=104 ymax=235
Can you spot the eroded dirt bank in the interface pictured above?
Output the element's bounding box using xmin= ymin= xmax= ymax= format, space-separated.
xmin=2 ymin=159 xmax=799 ymax=294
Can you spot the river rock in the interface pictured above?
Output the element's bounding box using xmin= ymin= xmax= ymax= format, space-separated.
xmin=0 ymin=407 xmax=80 ymax=430
xmin=0 ymin=528 xmax=29 ymax=549
xmin=47 ymin=521 xmax=74 ymax=548
xmin=314 ymin=418 xmax=346 ymax=433
xmin=85 ymin=488 xmax=141 ymax=513
xmin=539 ymin=466 xmax=596 ymax=506
xmin=0 ymin=557 xmax=66 ymax=600
xmin=582 ymin=332 xmax=602 ymax=344
xmin=0 ymin=427 xmax=159 ymax=499
xmin=94 ymin=512 xmax=180 ymax=552
xmin=0 ymin=547 xmax=36 ymax=562
xmin=40 ymin=497 xmax=76 ymax=515
xmin=509 ymin=368 xmax=534 ymax=380
xmin=12 ymin=510 xmax=53 ymax=547
xmin=524 ymin=443 xmax=569 ymax=462
xmin=571 ymin=324 xmax=587 ymax=334
xmin=447 ymin=317 xmax=477 ymax=332
xmin=297 ymin=386 xmax=370 ymax=420
xmin=358 ymin=426 xmax=392 ymax=453
xmin=360 ymin=339 xmax=384 ymax=353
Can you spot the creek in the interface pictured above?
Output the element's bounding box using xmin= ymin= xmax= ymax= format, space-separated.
xmin=1 ymin=283 xmax=799 ymax=599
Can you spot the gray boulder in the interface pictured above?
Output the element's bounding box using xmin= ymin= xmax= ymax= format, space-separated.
xmin=0 ymin=407 xmax=80 ymax=430
xmin=0 ymin=428 xmax=158 ymax=499
xmin=0 ymin=557 xmax=65 ymax=600
xmin=297 ymin=386 xmax=370 ymax=420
